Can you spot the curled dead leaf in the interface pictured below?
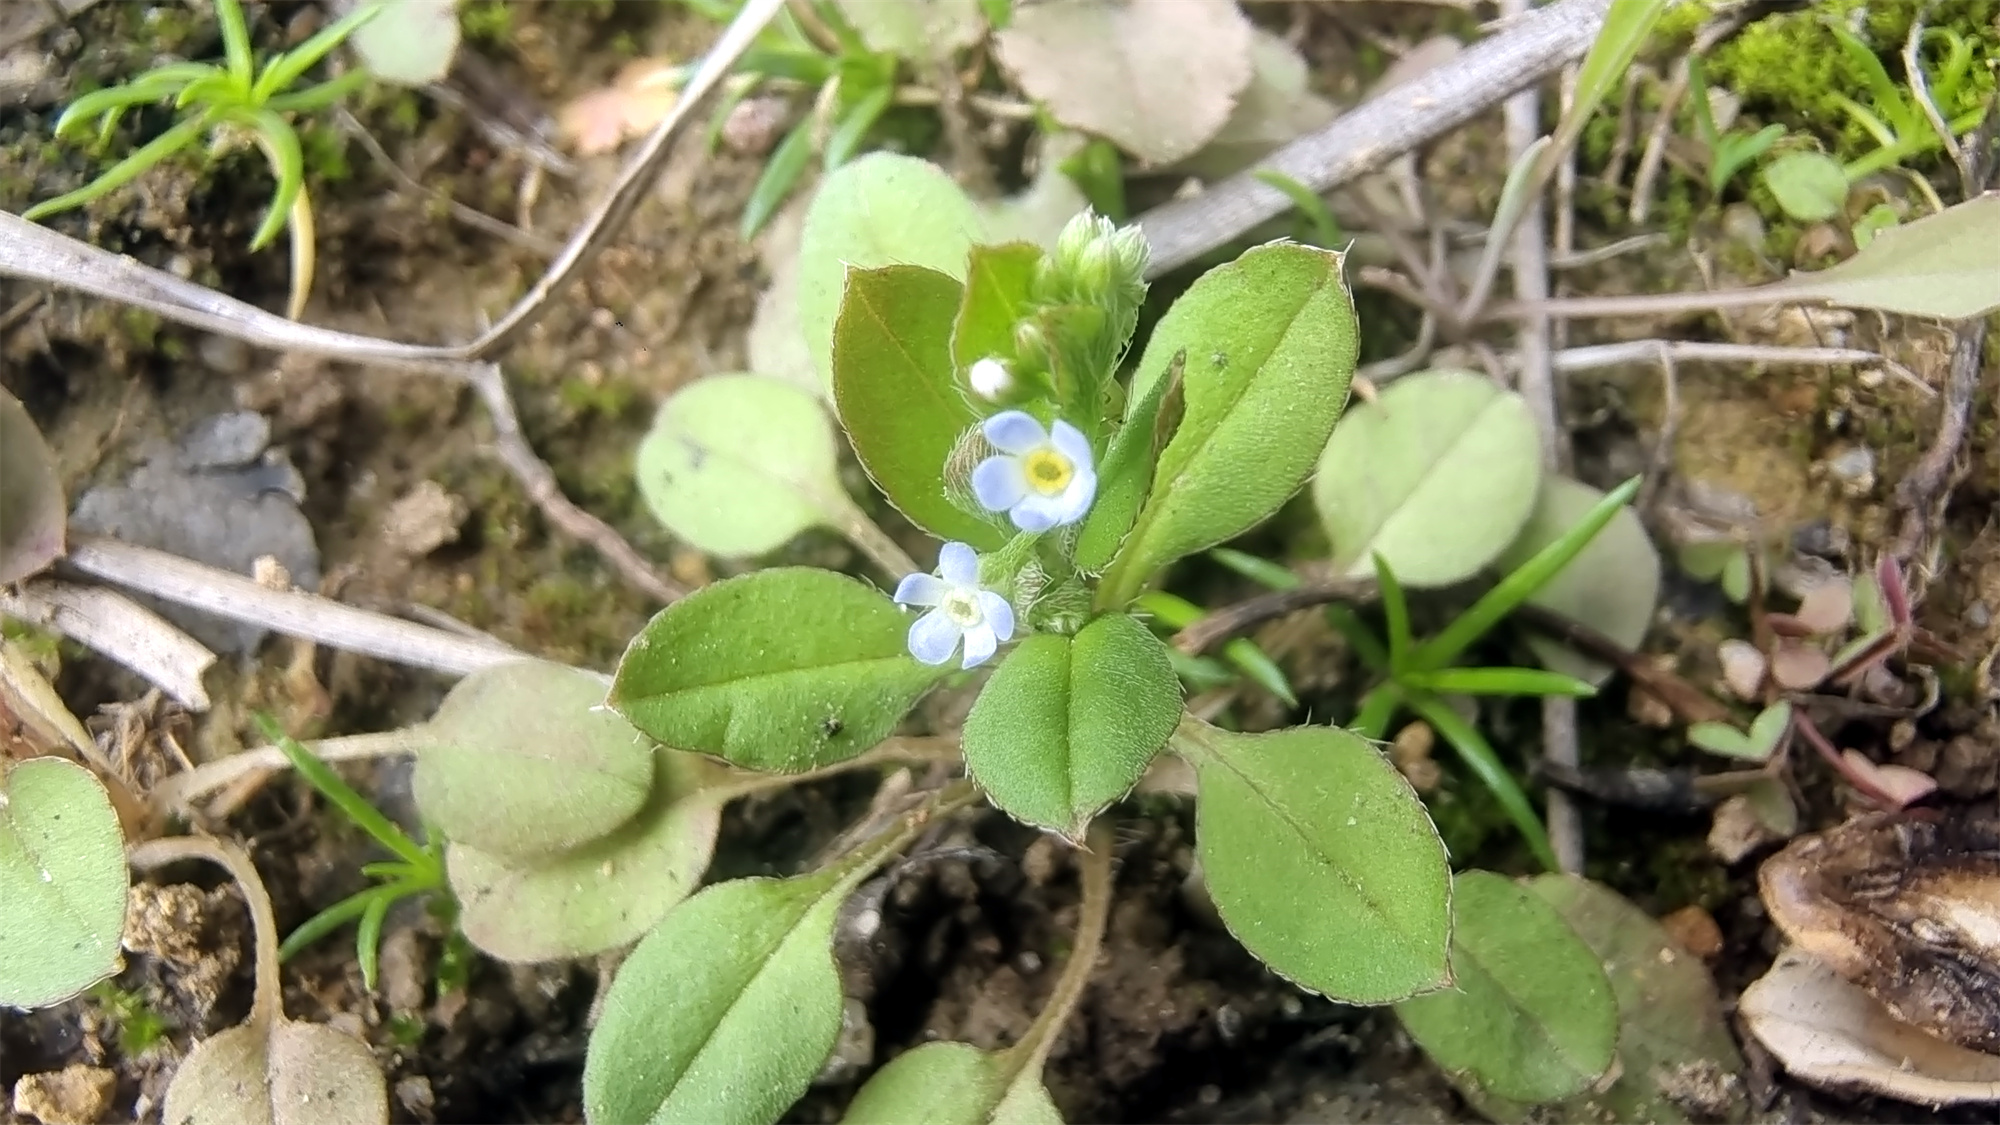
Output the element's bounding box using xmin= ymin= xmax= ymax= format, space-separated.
xmin=558 ymin=58 xmax=683 ymax=156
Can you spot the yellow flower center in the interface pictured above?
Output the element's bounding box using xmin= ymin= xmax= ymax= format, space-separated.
xmin=940 ymin=588 xmax=983 ymax=627
xmin=1023 ymin=448 xmax=1073 ymax=496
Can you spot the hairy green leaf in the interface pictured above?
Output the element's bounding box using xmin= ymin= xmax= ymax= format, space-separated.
xmin=0 ymin=758 xmax=127 ymax=1009
xmin=841 ymin=1041 xmax=1062 ymax=1125
xmin=162 ymin=1018 xmax=387 ymax=1125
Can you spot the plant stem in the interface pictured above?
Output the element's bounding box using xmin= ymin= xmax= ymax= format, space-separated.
xmin=705 ymin=736 xmax=963 ymax=804
xmin=1009 ymin=820 xmax=1113 ymax=1076
xmin=822 ymin=489 xmax=919 ymax=582
xmin=128 ymin=835 xmax=283 ymax=1028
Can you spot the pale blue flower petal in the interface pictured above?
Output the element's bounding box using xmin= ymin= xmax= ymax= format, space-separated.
xmin=1049 ymin=420 xmax=1094 ymax=473
xmin=908 ymin=610 xmax=961 ymax=666
xmin=1046 ymin=466 xmax=1098 ymax=525
xmin=960 ymin=622 xmax=998 ymax=669
xmin=1009 ymin=493 xmax=1066 ymax=532
xmin=938 ymin=541 xmax=980 ymax=586
xmin=977 ymin=591 xmax=1015 ymax=642
xmin=894 ymin=572 xmax=946 ymax=607
xmin=983 ymin=410 xmax=1047 ymax=455
xmin=971 ymin=455 xmax=1029 ymax=513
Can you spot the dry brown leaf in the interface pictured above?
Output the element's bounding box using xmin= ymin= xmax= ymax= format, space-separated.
xmin=558 ymin=58 xmax=683 ymax=156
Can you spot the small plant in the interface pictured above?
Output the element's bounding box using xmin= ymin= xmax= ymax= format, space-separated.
xmin=23 ymin=0 xmax=384 ymax=319
xmin=1686 ymin=54 xmax=1786 ymax=197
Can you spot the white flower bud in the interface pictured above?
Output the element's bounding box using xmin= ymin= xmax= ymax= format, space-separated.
xmin=968 ymin=356 xmax=1013 ymax=401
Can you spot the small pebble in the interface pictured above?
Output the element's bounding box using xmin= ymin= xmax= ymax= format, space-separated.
xmin=1659 ymin=905 xmax=1725 ymax=960
xmin=1821 ymin=446 xmax=1877 ymax=497
xmin=12 ymin=1065 xmax=115 ymax=1125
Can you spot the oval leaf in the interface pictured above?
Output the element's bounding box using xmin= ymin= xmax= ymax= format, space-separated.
xmin=448 ymin=748 xmax=722 ymax=962
xmin=993 ymin=0 xmax=1253 ymax=164
xmin=414 ymin=660 xmax=655 ymax=861
xmin=961 ymin=613 xmax=1181 ymax=836
xmin=0 ymin=758 xmax=126 ymax=1009
xmin=841 ymin=1041 xmax=1062 ymax=1125
xmin=636 ymin=374 xmax=845 ymax=558
xmin=610 ymin=568 xmax=944 ymax=772
xmin=1761 ymin=151 xmax=1847 ymax=223
xmin=1464 ymin=875 xmax=1748 ymax=1124
xmin=161 ymin=1019 xmax=387 ymax=1125
xmin=1108 ymin=242 xmax=1358 ymax=594
xmin=832 ymin=264 xmax=1004 ymax=548
xmin=0 ymin=389 xmax=65 ymax=585
xmin=799 ymin=152 xmax=984 ymax=391
xmin=583 ymin=872 xmax=848 ymax=1125
xmin=1394 ymin=870 xmax=1618 ymax=1104
xmin=1494 ymin=475 xmax=1660 ymax=685
xmin=1313 ymin=369 xmax=1542 ymax=588
xmin=1769 ymin=193 xmax=2000 ymax=320
xmin=1182 ymin=720 xmax=1450 ymax=1003
xmin=350 ymin=0 xmax=459 ymax=86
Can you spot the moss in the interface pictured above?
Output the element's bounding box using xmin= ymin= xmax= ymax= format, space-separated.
xmin=86 ymin=982 xmax=170 ymax=1055
xmin=298 ymin=121 xmax=352 ymax=185
xmin=119 ymin=307 xmax=162 ymax=349
xmin=460 ymin=0 xmax=514 ymax=46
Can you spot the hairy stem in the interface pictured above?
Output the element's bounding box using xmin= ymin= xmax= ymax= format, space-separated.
xmin=128 ymin=834 xmax=284 ymax=1027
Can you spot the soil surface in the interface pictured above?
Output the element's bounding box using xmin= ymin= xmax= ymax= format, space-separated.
xmin=3 ymin=2 xmax=1997 ymax=1124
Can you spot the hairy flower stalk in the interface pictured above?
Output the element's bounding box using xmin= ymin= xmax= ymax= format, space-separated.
xmin=894 ymin=542 xmax=1015 ymax=669
xmin=971 ymin=411 xmax=1097 ymax=532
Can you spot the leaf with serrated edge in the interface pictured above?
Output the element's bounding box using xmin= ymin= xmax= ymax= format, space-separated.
xmin=1182 ymin=719 xmax=1450 ymax=1003
xmin=832 ymin=265 xmax=1005 ymax=548
xmin=1314 ymin=369 xmax=1541 ymax=588
xmin=799 ymin=152 xmax=984 ymax=391
xmin=1495 ymin=475 xmax=1660 ymax=686
xmin=582 ymin=871 xmax=848 ymax=1125
xmin=1395 ymin=871 xmax=1618 ymax=1104
xmin=0 ymin=758 xmax=126 ymax=1009
xmin=636 ymin=374 xmax=846 ymax=558
xmin=161 ymin=1019 xmax=387 ymax=1125
xmin=414 ymin=660 xmax=655 ymax=862
xmin=1108 ymin=242 xmax=1358 ymax=595
xmin=448 ymin=748 xmax=722 ymax=962
xmin=611 ymin=568 xmax=944 ymax=772
xmin=841 ymin=1041 xmax=1063 ymax=1125
xmin=962 ymin=613 xmax=1181 ymax=836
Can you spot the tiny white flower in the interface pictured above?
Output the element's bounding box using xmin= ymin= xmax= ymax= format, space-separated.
xmin=968 ymin=356 xmax=1013 ymax=401
xmin=971 ymin=410 xmax=1097 ymax=533
xmin=893 ymin=541 xmax=1016 ymax=669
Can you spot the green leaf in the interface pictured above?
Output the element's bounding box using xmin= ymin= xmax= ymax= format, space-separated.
xmin=412 ymin=660 xmax=655 ymax=862
xmin=1180 ymin=719 xmax=1450 ymax=1003
xmin=1074 ymin=348 xmax=1180 ymax=573
xmin=448 ymin=747 xmax=723 ymax=962
xmin=741 ymin=117 xmax=816 ymax=240
xmin=824 ymin=83 xmax=894 ymax=171
xmin=1461 ymin=876 xmax=1748 ymax=1125
xmin=0 ymin=389 xmax=64 ymax=585
xmin=1761 ymin=150 xmax=1849 ymax=222
xmin=832 ymin=0 xmax=986 ymax=61
xmin=962 ymin=613 xmax=1181 ymax=836
xmin=798 ymin=152 xmax=985 ymax=391
xmin=582 ymin=871 xmax=848 ymax=1125
xmin=1850 ymin=202 xmax=1900 ymax=249
xmin=1409 ymin=476 xmax=1641 ymax=675
xmin=636 ymin=374 xmax=847 ymax=558
xmin=831 ymin=264 xmax=1004 ymax=548
xmin=951 ymin=242 xmax=1043 ymax=377
xmin=1405 ymin=691 xmax=1554 ymax=872
xmin=215 ymin=0 xmax=255 ymax=94
xmin=21 ymin=110 xmax=215 ymax=224
xmin=162 ymin=1018 xmax=388 ymax=1125
xmin=0 ymin=758 xmax=127 ymax=1009
xmin=233 ymin=108 xmax=303 ymax=252
xmin=1398 ymin=667 xmax=1596 ymax=698
xmin=1313 ymin=369 xmax=1541 ymax=589
xmin=1374 ymin=553 xmax=1413 ymax=670
xmin=610 ymin=568 xmax=945 ymax=772
xmin=1767 ymin=193 xmax=2000 ymax=320
xmin=1394 ymin=871 xmax=1618 ymax=1105
xmin=841 ymin=1041 xmax=1063 ymax=1125
xmin=1103 ymin=242 xmax=1358 ymax=602
xmin=1492 ymin=475 xmax=1660 ymax=686
xmin=1687 ymin=701 xmax=1791 ymax=763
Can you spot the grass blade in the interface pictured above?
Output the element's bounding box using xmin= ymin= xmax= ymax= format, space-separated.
xmin=739 ymin=114 xmax=814 ymax=239
xmin=261 ymin=69 xmax=372 ymax=115
xmin=1410 ymin=476 xmax=1640 ymax=673
xmin=1253 ymin=169 xmax=1342 ymax=248
xmin=235 ymin=108 xmax=303 ymax=250
xmin=1373 ymin=553 xmax=1413 ymax=672
xmin=52 ymin=67 xmax=213 ymax=138
xmin=1209 ymin=548 xmax=1301 ymax=592
xmin=278 ymin=886 xmax=383 ymax=962
xmin=1398 ymin=666 xmax=1597 ymax=698
xmin=257 ymin=714 xmax=431 ymax=869
xmin=1325 ymin=604 xmax=1390 ymax=672
xmin=21 ymin=111 xmax=213 ymax=222
xmin=1406 ymin=690 xmax=1557 ymax=872
xmin=253 ymin=1 xmax=382 ymax=102
xmin=823 ymin=82 xmax=891 ymax=170
xmin=1349 ymin=682 xmax=1402 ymax=743
xmin=215 ymin=0 xmax=256 ymax=96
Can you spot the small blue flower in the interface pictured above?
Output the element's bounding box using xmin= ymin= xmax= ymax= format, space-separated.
xmin=893 ymin=542 xmax=1016 ymax=669
xmin=971 ymin=411 xmax=1097 ymax=532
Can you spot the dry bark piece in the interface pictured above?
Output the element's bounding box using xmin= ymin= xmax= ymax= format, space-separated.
xmin=1759 ymin=811 xmax=2000 ymax=1053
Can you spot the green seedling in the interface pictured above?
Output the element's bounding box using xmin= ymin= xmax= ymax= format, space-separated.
xmin=24 ymin=0 xmax=383 ymax=319
xmin=1687 ymin=54 xmax=1786 ymax=197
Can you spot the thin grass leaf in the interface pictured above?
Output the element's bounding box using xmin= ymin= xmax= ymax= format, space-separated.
xmin=739 ymin=47 xmax=836 ymax=85
xmin=357 ymin=860 xmax=421 ymax=880
xmin=702 ymin=77 xmax=759 ymax=154
xmin=261 ymin=69 xmax=372 ymax=115
xmin=1398 ymin=666 xmax=1597 ymax=698
xmin=824 ymin=82 xmax=892 ymax=170
xmin=215 ymin=0 xmax=256 ymax=96
xmin=1168 ymin=649 xmax=1236 ymax=693
xmin=1460 ymin=134 xmax=1554 ymax=314
xmin=1686 ymin=55 xmax=1718 ymax=152
xmin=21 ymin=111 xmax=214 ymax=222
xmin=253 ymin=1 xmax=383 ymax=102
xmin=1222 ymin=638 xmax=1297 ymax=706
xmin=740 ymin=114 xmax=815 ymax=239
xmin=1349 ymin=682 xmax=1401 ymax=743
xmin=1253 ymin=169 xmax=1342 ymax=248
xmin=1406 ymin=691 xmax=1556 ymax=872
xmin=1826 ymin=20 xmax=1920 ymax=138
xmin=1210 ymin=548 xmax=1302 ymax=592
xmin=174 ymin=71 xmax=241 ymax=111
xmin=53 ymin=67 xmax=214 ymax=137
xmin=257 ymin=714 xmax=432 ymax=869
xmin=356 ymin=884 xmax=409 ymax=990
xmin=1326 ymin=604 xmax=1390 ymax=672
xmin=279 ymin=885 xmax=384 ymax=962
xmin=1410 ymin=476 xmax=1641 ymax=673
xmin=1373 ymin=553 xmax=1413 ymax=672
xmin=233 ymin=107 xmax=303 ymax=250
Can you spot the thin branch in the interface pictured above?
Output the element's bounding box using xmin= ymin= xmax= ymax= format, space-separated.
xmin=334 ymin=107 xmax=562 ymax=257
xmin=1135 ymin=0 xmax=1610 ymax=278
xmin=1892 ymin=318 xmax=1986 ymax=559
xmin=1903 ymin=6 xmax=1968 ymax=188
xmin=1173 ymin=576 xmax=1377 ymax=656
xmin=0 ymin=579 xmax=216 ymax=710
xmin=61 ymin=536 xmax=526 ymax=677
